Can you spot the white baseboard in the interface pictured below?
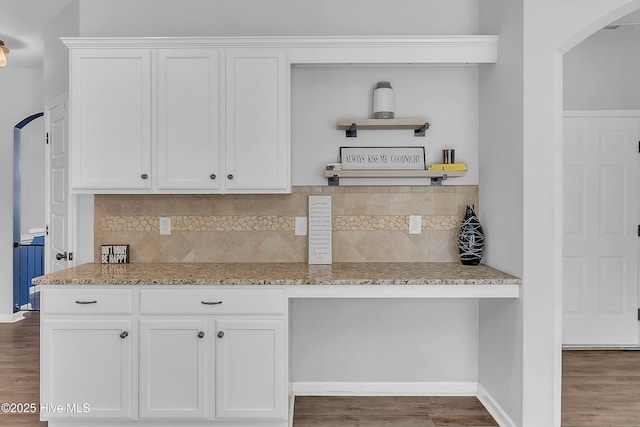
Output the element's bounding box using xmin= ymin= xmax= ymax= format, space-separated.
xmin=563 ymin=345 xmax=640 ymax=350
xmin=476 ymin=384 xmax=517 ymax=427
xmin=291 ymin=381 xmax=478 ymax=396
xmin=0 ymin=312 xmax=25 ymax=323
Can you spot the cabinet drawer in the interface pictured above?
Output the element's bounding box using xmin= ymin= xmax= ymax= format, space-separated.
xmin=139 ymin=289 xmax=284 ymax=315
xmin=42 ymin=289 xmax=133 ymax=314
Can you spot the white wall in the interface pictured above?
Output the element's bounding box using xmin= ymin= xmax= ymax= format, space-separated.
xmin=0 ymin=68 xmax=44 ymax=317
xmin=564 ymin=30 xmax=640 ymax=110
xmin=478 ymin=0 xmax=524 ymax=424
xmin=522 ymin=0 xmax=640 ymax=426
xmin=44 ymin=0 xmax=79 ymax=102
xmin=292 ymin=65 xmax=479 ymax=186
xmin=292 ymin=299 xmax=479 ymax=382
xmin=78 ymin=0 xmax=479 ymax=37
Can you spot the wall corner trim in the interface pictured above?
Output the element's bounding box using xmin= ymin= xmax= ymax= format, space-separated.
xmin=476 ymin=383 xmax=518 ymax=427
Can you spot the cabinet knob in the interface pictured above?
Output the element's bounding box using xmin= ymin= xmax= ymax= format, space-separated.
xmin=227 ymin=174 xmax=233 ymax=180
xmin=217 ymin=331 xmax=224 ymax=339
xmin=198 ymin=331 xmax=205 ymax=339
xmin=120 ymin=331 xmax=129 ymax=339
xmin=141 ymin=174 xmax=149 ymax=180
xmin=210 ymin=174 xmax=217 ymax=180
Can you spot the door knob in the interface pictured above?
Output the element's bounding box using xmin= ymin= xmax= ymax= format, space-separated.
xmin=56 ymin=252 xmax=67 ymax=261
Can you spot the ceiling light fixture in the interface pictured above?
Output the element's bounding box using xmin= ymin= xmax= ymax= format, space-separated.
xmin=0 ymin=41 xmax=9 ymax=68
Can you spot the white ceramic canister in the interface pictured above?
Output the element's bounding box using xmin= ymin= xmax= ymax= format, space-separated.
xmin=372 ymin=81 xmax=395 ymax=119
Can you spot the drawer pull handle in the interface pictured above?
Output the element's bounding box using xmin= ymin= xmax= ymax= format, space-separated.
xmin=201 ymin=301 xmax=223 ymax=305
xmin=120 ymin=331 xmax=129 ymax=339
xmin=75 ymin=300 xmax=97 ymax=305
xmin=217 ymin=331 xmax=224 ymax=339
xmin=198 ymin=331 xmax=205 ymax=339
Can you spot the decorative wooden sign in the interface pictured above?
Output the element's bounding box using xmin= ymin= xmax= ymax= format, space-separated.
xmin=101 ymin=244 xmax=130 ymax=264
xmin=340 ymin=146 xmax=426 ymax=170
xmin=308 ymin=196 xmax=332 ymax=265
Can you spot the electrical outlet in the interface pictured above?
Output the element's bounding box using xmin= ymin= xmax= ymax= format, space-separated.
xmin=295 ymin=216 xmax=308 ymax=236
xmin=409 ymin=215 xmax=422 ymax=234
xmin=159 ymin=217 xmax=171 ymax=235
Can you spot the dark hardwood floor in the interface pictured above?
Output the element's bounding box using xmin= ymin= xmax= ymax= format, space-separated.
xmin=562 ymin=350 xmax=640 ymax=427
xmin=294 ymin=395 xmax=498 ymax=427
xmin=0 ymin=312 xmax=46 ymax=426
xmin=2 ymin=313 xmax=640 ymax=426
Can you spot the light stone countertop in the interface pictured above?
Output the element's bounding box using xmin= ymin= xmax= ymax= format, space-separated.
xmin=32 ymin=262 xmax=520 ymax=286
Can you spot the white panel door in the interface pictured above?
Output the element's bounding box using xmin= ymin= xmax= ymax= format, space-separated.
xmin=139 ymin=319 xmax=209 ymax=419
xmin=45 ymin=94 xmax=74 ymax=273
xmin=70 ymin=49 xmax=152 ymax=190
xmin=157 ymin=49 xmax=221 ymax=190
xmin=41 ymin=319 xmax=132 ymax=419
xmin=563 ymin=116 xmax=639 ymax=346
xmin=215 ymin=319 xmax=285 ymax=419
xmin=225 ymin=50 xmax=290 ymax=193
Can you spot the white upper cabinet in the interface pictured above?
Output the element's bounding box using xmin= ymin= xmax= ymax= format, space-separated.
xmin=65 ymin=41 xmax=289 ymax=194
xmin=225 ymin=50 xmax=289 ymax=192
xmin=157 ymin=49 xmax=221 ymax=191
xmin=69 ymin=49 xmax=152 ymax=191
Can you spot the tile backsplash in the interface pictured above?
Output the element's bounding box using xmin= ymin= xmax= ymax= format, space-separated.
xmin=94 ymin=185 xmax=478 ymax=263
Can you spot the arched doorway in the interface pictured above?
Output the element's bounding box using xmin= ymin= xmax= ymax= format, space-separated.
xmin=12 ymin=112 xmax=45 ymax=314
xmin=519 ymin=1 xmax=640 ymax=425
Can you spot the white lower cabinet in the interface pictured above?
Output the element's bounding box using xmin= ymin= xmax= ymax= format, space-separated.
xmin=41 ymin=319 xmax=133 ymax=420
xmin=139 ymin=319 xmax=209 ymax=419
xmin=215 ymin=319 xmax=285 ymax=419
xmin=41 ymin=287 xmax=287 ymax=425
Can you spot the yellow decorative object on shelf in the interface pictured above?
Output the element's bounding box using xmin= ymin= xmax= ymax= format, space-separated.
xmin=427 ymin=163 xmax=468 ymax=171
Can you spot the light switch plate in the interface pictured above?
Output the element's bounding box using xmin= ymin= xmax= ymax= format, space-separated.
xmin=409 ymin=215 xmax=422 ymax=234
xmin=295 ymin=216 xmax=308 ymax=236
xmin=159 ymin=217 xmax=171 ymax=235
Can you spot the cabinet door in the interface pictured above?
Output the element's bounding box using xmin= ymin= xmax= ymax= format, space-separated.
xmin=70 ymin=49 xmax=152 ymax=190
xmin=139 ymin=319 xmax=209 ymax=419
xmin=225 ymin=50 xmax=290 ymax=193
xmin=157 ymin=49 xmax=221 ymax=191
xmin=41 ymin=319 xmax=132 ymax=419
xmin=215 ymin=319 xmax=285 ymax=419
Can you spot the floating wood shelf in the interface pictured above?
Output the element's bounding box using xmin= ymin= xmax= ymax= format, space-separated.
xmin=324 ymin=168 xmax=465 ymax=186
xmin=336 ymin=119 xmax=430 ymax=137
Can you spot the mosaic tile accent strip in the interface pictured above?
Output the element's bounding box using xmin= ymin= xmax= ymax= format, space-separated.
xmin=102 ymin=215 xmax=461 ymax=232
xmin=333 ymin=216 xmax=460 ymax=231
xmin=102 ymin=216 xmax=295 ymax=232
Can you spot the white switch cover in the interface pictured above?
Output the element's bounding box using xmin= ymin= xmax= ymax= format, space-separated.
xmin=409 ymin=215 xmax=422 ymax=234
xmin=295 ymin=216 xmax=308 ymax=236
xmin=159 ymin=217 xmax=171 ymax=235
